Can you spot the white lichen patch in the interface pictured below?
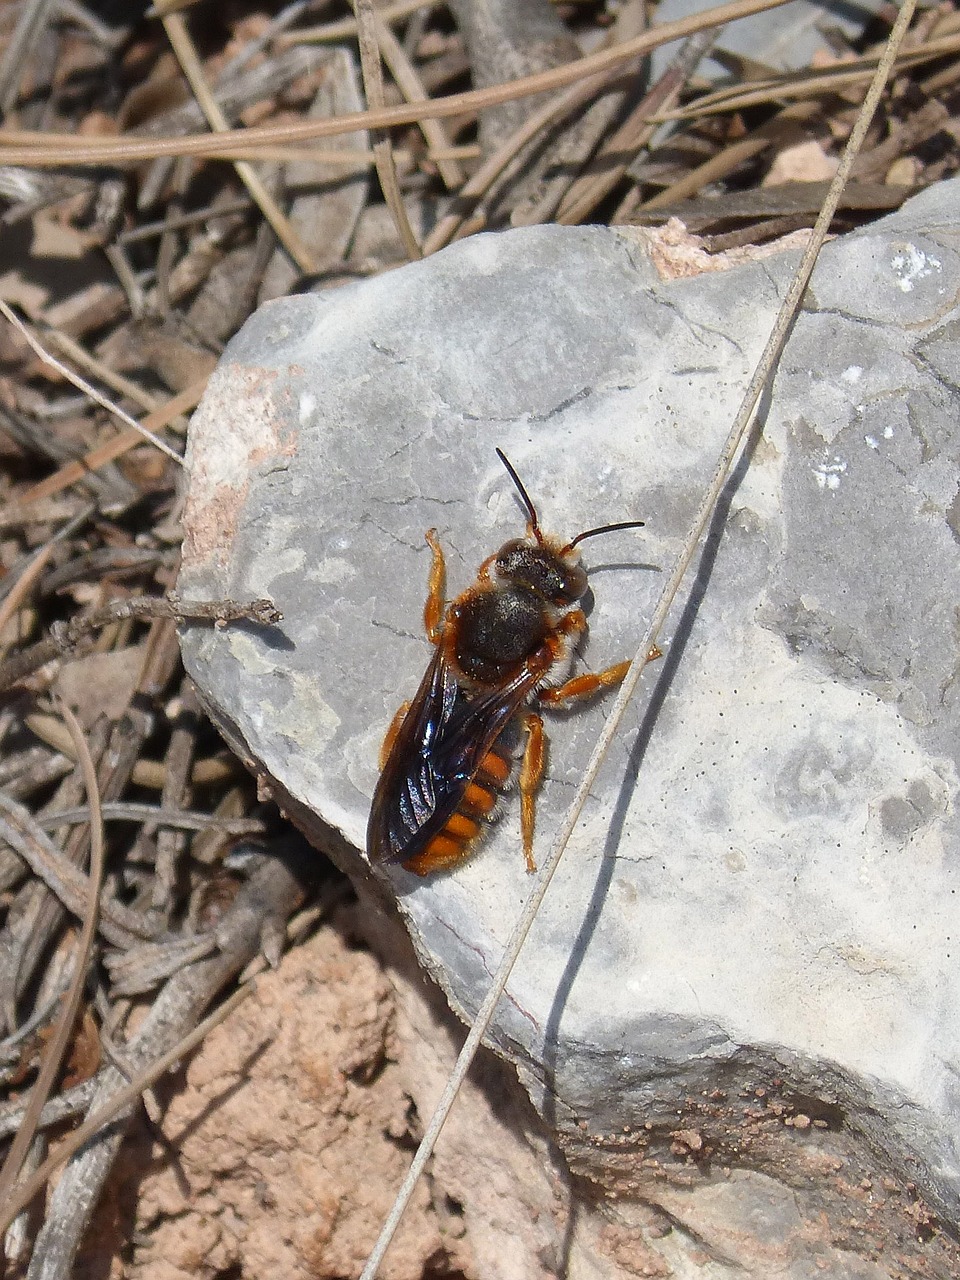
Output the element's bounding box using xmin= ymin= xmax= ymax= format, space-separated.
xmin=227 ymin=629 xmax=282 ymax=677
xmin=890 ymin=242 xmax=942 ymax=293
xmin=307 ymin=556 xmax=355 ymax=586
xmin=276 ymin=672 xmax=342 ymax=752
xmin=866 ymin=425 xmax=895 ymax=451
xmin=248 ymin=545 xmax=304 ymax=595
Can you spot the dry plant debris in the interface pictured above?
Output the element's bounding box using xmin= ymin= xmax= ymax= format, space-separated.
xmin=0 ymin=2 xmax=955 ymax=1278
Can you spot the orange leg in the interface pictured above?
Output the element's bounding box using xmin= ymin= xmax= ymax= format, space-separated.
xmin=378 ymin=700 xmax=410 ymax=769
xmin=518 ymin=712 xmax=546 ymax=874
xmin=539 ymin=645 xmax=662 ymax=708
xmin=423 ymin=528 xmax=446 ymax=644
xmin=556 ymin=607 xmax=588 ymax=644
xmin=540 ymin=661 xmax=631 ymax=706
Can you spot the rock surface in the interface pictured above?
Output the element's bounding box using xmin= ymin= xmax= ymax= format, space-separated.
xmin=651 ymin=0 xmax=888 ymax=81
xmin=178 ymin=180 xmax=960 ymax=1269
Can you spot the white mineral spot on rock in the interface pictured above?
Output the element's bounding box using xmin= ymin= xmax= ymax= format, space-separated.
xmin=298 ymin=390 xmax=317 ymax=423
xmin=890 ymin=242 xmax=942 ymax=292
xmin=812 ymin=455 xmax=847 ymax=490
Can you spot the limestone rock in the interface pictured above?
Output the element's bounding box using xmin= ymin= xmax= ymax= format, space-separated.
xmin=178 ymin=180 xmax=960 ymax=1270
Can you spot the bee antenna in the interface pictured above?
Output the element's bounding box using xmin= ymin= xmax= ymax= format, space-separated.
xmin=565 ymin=519 xmax=645 ymax=552
xmin=496 ymin=448 xmax=543 ymax=543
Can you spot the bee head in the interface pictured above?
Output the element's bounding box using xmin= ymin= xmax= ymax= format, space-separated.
xmin=493 ymin=448 xmax=645 ymax=605
xmin=494 ymin=539 xmax=588 ymax=606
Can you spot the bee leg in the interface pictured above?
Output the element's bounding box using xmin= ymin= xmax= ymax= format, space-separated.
xmin=378 ymin=700 xmax=411 ymax=769
xmin=540 ymin=647 xmax=662 ymax=707
xmin=539 ymin=662 xmax=631 ymax=706
xmin=518 ymin=712 xmax=546 ymax=874
xmin=423 ymin=528 xmax=446 ymax=644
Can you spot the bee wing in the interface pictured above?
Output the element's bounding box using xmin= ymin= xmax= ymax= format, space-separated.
xmin=367 ymin=645 xmax=539 ymax=865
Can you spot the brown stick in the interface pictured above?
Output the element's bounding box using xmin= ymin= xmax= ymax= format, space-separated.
xmin=0 ymin=595 xmax=281 ymax=693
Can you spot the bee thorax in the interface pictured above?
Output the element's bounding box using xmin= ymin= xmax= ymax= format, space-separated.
xmin=452 ymin=584 xmax=549 ymax=682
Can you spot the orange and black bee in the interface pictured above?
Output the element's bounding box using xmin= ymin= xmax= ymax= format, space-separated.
xmin=367 ymin=450 xmax=646 ymax=877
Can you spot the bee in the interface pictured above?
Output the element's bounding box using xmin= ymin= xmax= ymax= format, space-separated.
xmin=367 ymin=450 xmax=647 ymax=877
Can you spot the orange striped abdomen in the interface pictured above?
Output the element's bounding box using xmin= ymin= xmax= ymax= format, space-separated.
xmin=403 ymin=747 xmax=512 ymax=876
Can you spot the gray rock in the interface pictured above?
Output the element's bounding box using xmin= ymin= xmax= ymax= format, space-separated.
xmin=178 ymin=181 xmax=960 ymax=1270
xmin=651 ymin=0 xmax=888 ymax=82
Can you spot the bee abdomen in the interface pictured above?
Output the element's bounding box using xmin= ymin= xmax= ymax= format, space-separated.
xmin=404 ymin=747 xmax=512 ymax=875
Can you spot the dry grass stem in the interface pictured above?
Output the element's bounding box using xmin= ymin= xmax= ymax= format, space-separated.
xmin=160 ymin=11 xmax=319 ymax=273
xmin=0 ymin=984 xmax=254 ymax=1239
xmin=554 ymin=28 xmax=719 ymax=226
xmin=371 ymin=8 xmax=464 ymax=190
xmin=284 ymin=0 xmax=445 ymax=45
xmin=0 ymin=0 xmax=792 ymax=166
xmin=354 ymin=0 xmax=423 ymax=260
xmin=19 ymin=376 xmax=207 ymax=506
xmin=663 ymin=30 xmax=960 ymax=121
xmin=0 ymin=301 xmax=184 ymax=466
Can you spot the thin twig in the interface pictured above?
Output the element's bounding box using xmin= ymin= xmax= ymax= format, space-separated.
xmin=0 ymin=595 xmax=281 ymax=693
xmin=0 ymin=791 xmax=153 ymax=946
xmin=0 ymin=301 xmax=183 ymax=465
xmin=0 ymin=544 xmax=55 ymax=654
xmin=281 ymin=0 xmax=443 ymax=45
xmin=0 ymin=983 xmax=253 ymax=1237
xmin=0 ymin=505 xmax=93 ymax=674
xmin=358 ymin=0 xmax=918 ymax=1272
xmin=37 ymin=802 xmax=266 ymax=835
xmin=18 ymin=375 xmax=207 ymax=507
xmin=0 ymin=0 xmax=56 ymax=114
xmin=421 ymin=64 xmax=622 ymax=255
xmin=21 ymin=716 xmax=236 ymax=790
xmin=153 ymin=680 xmax=199 ymax=911
xmin=0 ymin=1077 xmax=98 ymax=1142
xmin=659 ymin=30 xmax=960 ymax=122
xmin=555 ymin=28 xmax=719 ymax=226
xmin=372 ymin=8 xmax=464 ymax=190
xmin=634 ymin=100 xmax=820 ymax=213
xmin=10 ymin=842 xmax=310 ymax=1274
xmin=217 ymin=0 xmax=311 ymax=78
xmin=38 ymin=326 xmax=162 ymax=415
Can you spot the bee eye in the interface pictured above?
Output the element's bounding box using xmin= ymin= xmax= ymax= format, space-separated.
xmin=559 ymin=561 xmax=588 ymax=602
